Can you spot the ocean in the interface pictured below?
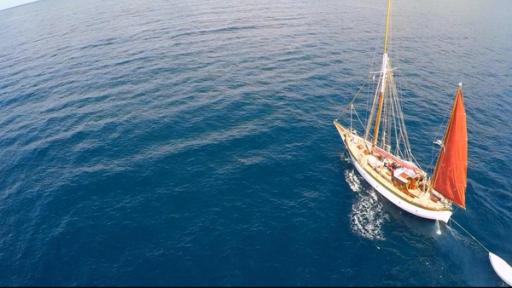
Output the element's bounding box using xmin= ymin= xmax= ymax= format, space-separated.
xmin=0 ymin=0 xmax=511 ymax=285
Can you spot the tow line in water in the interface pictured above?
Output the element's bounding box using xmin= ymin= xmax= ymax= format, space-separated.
xmin=448 ymin=219 xmax=512 ymax=286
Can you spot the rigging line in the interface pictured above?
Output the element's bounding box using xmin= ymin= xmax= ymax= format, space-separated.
xmin=365 ymin=71 xmax=383 ymax=141
xmin=387 ymin=77 xmax=394 ymax=150
xmin=387 ymin=73 xmax=394 ymax=150
xmin=379 ymin=5 xmax=421 ymax=169
xmin=393 ymin=90 xmax=408 ymax=160
xmin=353 ymin=108 xmax=366 ymax=131
xmin=383 ymin=0 xmax=415 ymax=163
xmin=428 ymin=115 xmax=450 ymax=174
xmin=395 ymin=84 xmax=414 ymax=161
xmin=394 ymin=81 xmax=424 ymax=171
xmin=383 ymin=75 xmax=392 ymax=150
xmin=364 ymin=76 xmax=371 ymax=126
xmin=449 ymin=218 xmax=490 ymax=253
xmin=389 ymin=71 xmax=409 ymax=156
xmin=391 ymin=77 xmax=402 ymax=157
xmin=393 ymin=81 xmax=406 ymax=158
xmin=381 ymin=79 xmax=387 ymax=148
xmin=390 ymin=64 xmax=412 ymax=160
xmin=344 ymin=80 xmax=370 ymax=111
xmin=392 ymin=97 xmax=400 ymax=156
xmin=361 ymin=45 xmax=378 ymax=129
xmin=366 ymin=46 xmax=381 ymax=124
xmin=365 ymin=60 xmax=378 ymax=128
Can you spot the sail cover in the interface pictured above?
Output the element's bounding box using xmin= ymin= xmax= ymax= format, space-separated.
xmin=432 ymin=86 xmax=467 ymax=208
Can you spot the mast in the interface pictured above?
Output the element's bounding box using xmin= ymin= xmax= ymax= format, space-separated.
xmin=383 ymin=0 xmax=392 ymax=55
xmin=367 ymin=0 xmax=392 ymax=149
xmin=372 ymin=56 xmax=387 ymax=147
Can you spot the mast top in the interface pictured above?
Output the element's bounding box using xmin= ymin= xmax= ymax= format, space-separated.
xmin=383 ymin=0 xmax=392 ymax=54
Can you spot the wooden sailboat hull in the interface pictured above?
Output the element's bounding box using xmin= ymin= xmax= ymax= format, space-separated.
xmin=334 ymin=120 xmax=452 ymax=223
xmin=348 ymin=147 xmax=452 ymax=223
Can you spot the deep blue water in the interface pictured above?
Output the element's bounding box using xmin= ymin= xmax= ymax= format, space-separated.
xmin=0 ymin=0 xmax=511 ymax=285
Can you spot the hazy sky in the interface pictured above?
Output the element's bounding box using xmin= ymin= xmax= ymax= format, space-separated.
xmin=0 ymin=0 xmax=39 ymax=11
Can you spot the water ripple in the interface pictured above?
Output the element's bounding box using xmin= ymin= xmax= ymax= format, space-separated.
xmin=0 ymin=0 xmax=510 ymax=285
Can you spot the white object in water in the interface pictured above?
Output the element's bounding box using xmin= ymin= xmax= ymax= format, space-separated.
xmin=489 ymin=252 xmax=512 ymax=286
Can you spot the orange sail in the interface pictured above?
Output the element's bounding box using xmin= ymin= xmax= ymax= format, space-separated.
xmin=432 ymin=85 xmax=467 ymax=208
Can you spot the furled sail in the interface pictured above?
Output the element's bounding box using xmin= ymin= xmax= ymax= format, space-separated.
xmin=431 ymin=85 xmax=467 ymax=208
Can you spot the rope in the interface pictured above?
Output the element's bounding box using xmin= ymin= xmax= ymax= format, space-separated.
xmin=449 ymin=218 xmax=490 ymax=253
xmin=344 ymin=80 xmax=370 ymax=112
xmin=353 ymin=108 xmax=365 ymax=131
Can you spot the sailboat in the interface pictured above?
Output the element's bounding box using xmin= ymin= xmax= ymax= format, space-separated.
xmin=333 ymin=0 xmax=467 ymax=223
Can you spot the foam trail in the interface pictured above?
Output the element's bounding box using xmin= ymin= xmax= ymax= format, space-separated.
xmin=350 ymin=188 xmax=388 ymax=241
xmin=344 ymin=167 xmax=387 ymax=240
xmin=344 ymin=169 xmax=362 ymax=193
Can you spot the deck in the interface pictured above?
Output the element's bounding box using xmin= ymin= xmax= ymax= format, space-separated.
xmin=335 ymin=120 xmax=451 ymax=212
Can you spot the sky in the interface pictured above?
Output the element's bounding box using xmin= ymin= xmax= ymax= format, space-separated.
xmin=0 ymin=0 xmax=40 ymax=11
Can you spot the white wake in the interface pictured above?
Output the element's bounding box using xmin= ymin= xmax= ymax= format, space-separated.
xmin=345 ymin=169 xmax=388 ymax=241
xmin=344 ymin=169 xmax=362 ymax=193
